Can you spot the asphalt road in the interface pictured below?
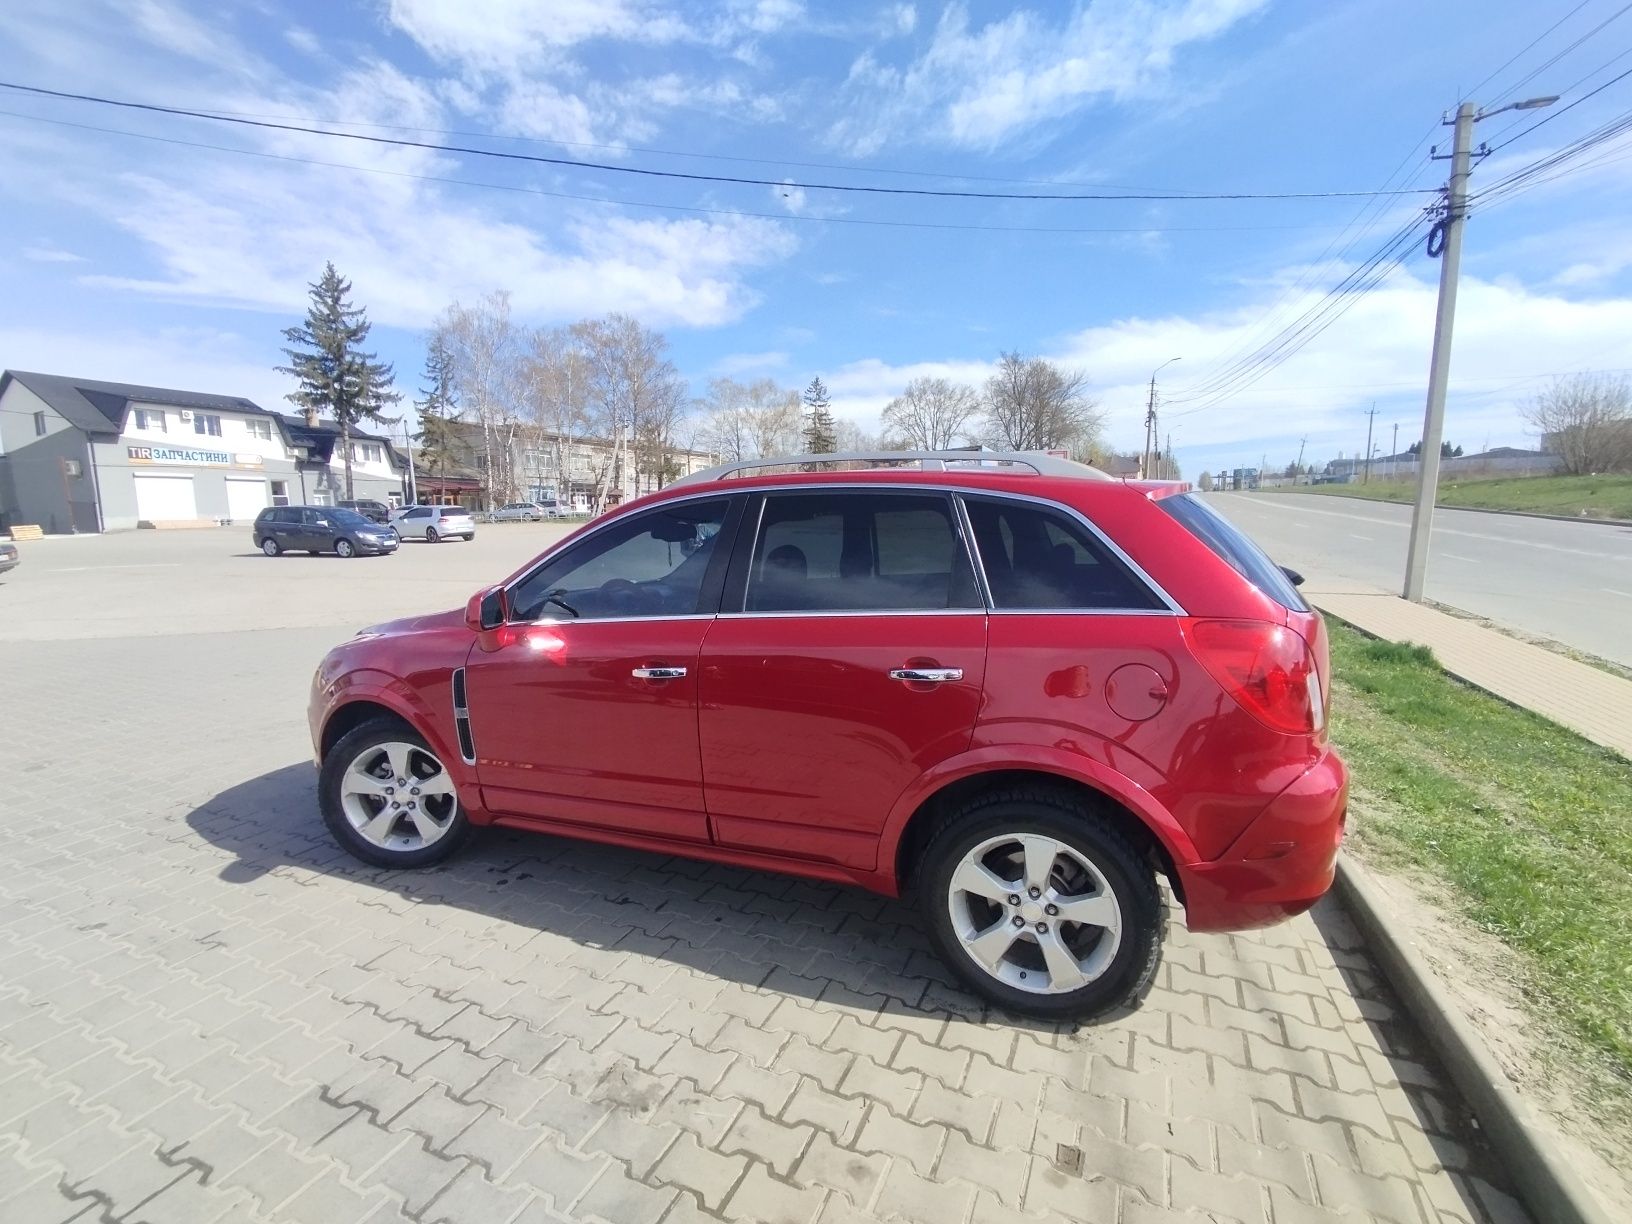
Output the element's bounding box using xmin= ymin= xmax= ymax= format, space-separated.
xmin=1207 ymin=492 xmax=1632 ymax=667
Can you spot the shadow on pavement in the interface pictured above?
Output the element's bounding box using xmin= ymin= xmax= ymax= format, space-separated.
xmin=185 ymin=763 xmax=1140 ymax=1038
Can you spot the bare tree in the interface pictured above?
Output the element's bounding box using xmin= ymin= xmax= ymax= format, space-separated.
xmin=433 ymin=291 xmax=521 ymax=509
xmin=979 ymin=351 xmax=1104 ymax=455
xmin=742 ymin=380 xmax=803 ymax=458
xmin=881 ymin=377 xmax=979 ymax=450
xmin=1523 ymin=372 xmax=1632 ymax=475
xmin=522 ymin=326 xmax=592 ymax=504
xmin=571 ymin=314 xmax=689 ymax=505
xmin=832 ymin=418 xmax=879 ymax=453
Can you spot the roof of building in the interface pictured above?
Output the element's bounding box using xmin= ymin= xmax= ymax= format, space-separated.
xmin=1 ymin=369 xmax=406 ymax=471
xmin=1 ymin=370 xmax=268 ymax=436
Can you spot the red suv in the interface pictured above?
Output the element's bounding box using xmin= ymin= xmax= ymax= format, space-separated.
xmin=310 ymin=453 xmax=1346 ymax=1018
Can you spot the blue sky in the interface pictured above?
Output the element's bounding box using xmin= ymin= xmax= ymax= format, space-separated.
xmin=3 ymin=0 xmax=1632 ymax=478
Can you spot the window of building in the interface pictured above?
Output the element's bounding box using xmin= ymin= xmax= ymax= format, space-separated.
xmin=353 ymin=443 xmax=384 ymax=465
xmin=245 ymin=419 xmax=272 ymax=442
xmin=34 ymin=411 xmax=47 ymax=436
xmin=194 ymin=413 xmax=223 ymax=437
xmin=961 ymin=496 xmax=1163 ymax=611
xmin=134 ymin=409 xmax=166 ymax=432
xmin=745 ymin=492 xmax=979 ymax=613
xmin=269 ymin=480 xmax=290 ymax=507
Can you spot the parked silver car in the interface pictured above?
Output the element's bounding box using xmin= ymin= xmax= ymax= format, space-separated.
xmin=389 ymin=504 xmax=477 ymax=542
xmin=492 ymin=501 xmax=547 ymax=522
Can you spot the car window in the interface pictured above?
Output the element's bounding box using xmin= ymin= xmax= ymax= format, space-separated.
xmin=509 ymin=498 xmax=730 ymax=621
xmin=962 ymin=496 xmax=1164 ymax=611
xmin=302 ymin=509 xmax=332 ymax=527
xmin=1160 ymin=492 xmax=1308 ymax=611
xmin=745 ymin=491 xmax=979 ymax=613
xmin=273 ymin=508 xmax=299 ymax=524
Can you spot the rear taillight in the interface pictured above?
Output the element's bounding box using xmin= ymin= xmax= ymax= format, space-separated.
xmin=1188 ymin=619 xmax=1324 ymax=735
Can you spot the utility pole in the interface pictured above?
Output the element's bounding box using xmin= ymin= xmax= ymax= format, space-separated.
xmin=1390 ymin=422 xmax=1399 ymax=479
xmin=1295 ymin=435 xmax=1307 ymax=485
xmin=1141 ymin=357 xmax=1181 ymax=478
xmin=403 ymin=419 xmax=417 ymax=505
xmin=1362 ymin=404 xmax=1379 ymax=484
xmin=1402 ymin=93 xmax=1555 ymax=600
xmin=1164 ymin=432 xmax=1173 ymax=480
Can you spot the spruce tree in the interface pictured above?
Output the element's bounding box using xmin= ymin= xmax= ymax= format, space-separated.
xmin=415 ymin=334 xmax=461 ymax=491
xmin=278 ymin=262 xmax=400 ymax=499
xmin=802 ymin=376 xmax=837 ymax=453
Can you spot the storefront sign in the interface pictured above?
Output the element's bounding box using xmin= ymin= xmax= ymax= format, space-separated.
xmin=127 ymin=445 xmax=261 ymax=468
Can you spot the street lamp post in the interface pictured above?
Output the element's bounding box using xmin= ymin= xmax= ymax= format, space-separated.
xmin=1402 ymin=94 xmax=1556 ymax=601
xmin=1142 ymin=357 xmax=1181 ymax=478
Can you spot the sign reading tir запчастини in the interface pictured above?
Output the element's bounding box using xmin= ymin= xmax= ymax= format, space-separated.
xmin=127 ymin=445 xmax=260 ymax=467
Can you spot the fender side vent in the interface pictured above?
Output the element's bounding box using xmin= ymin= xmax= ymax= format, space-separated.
xmin=451 ymin=668 xmax=476 ymax=764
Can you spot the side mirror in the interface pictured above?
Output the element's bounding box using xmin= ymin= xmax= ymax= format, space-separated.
xmin=1280 ymin=565 xmax=1306 ymax=588
xmin=465 ymin=586 xmax=507 ymax=631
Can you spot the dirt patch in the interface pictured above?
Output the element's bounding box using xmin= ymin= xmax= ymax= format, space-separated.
xmin=1350 ymin=849 xmax=1632 ymax=1218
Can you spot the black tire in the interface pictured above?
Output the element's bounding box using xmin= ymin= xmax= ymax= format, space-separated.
xmin=260 ymin=537 xmax=281 ymax=557
xmin=320 ymin=718 xmax=472 ymax=869
xmin=918 ymin=785 xmax=1163 ymax=1021
xmin=335 ymin=538 xmax=356 ymax=558
xmin=426 ymin=526 xmax=440 ymax=543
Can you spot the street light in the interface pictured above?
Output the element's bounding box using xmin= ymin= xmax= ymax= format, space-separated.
xmin=1477 ymin=95 xmax=1558 ymax=120
xmin=1142 ymin=357 xmax=1182 ymax=478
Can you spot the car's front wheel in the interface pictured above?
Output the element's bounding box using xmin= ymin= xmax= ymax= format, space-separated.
xmin=260 ymin=537 xmax=281 ymax=557
xmin=321 ymin=720 xmax=471 ymax=868
xmin=919 ymin=787 xmax=1162 ymax=1020
xmin=335 ymin=538 xmax=356 ymax=558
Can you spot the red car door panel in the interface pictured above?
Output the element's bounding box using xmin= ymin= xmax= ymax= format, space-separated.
xmin=698 ymin=614 xmax=987 ymax=868
xmin=464 ymin=619 xmax=711 ymax=841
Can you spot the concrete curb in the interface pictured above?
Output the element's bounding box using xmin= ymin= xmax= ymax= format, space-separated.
xmin=1335 ymin=856 xmax=1613 ymax=1224
xmin=1265 ymin=490 xmax=1632 ymax=527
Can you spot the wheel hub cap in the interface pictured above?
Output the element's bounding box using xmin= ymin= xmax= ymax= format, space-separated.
xmin=338 ymin=740 xmax=458 ymax=853
xmin=946 ymin=833 xmax=1123 ymax=996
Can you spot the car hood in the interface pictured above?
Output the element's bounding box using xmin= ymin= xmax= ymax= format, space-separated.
xmin=355 ymin=607 xmax=465 ymax=639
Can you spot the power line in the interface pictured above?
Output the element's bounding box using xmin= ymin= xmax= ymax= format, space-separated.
xmin=1486 ymin=62 xmax=1632 ymax=151
xmin=1469 ymin=0 xmax=1593 ymax=100
xmin=0 ymin=109 xmax=1356 ymax=238
xmin=0 ymin=80 xmax=1444 ymax=203
xmin=1485 ymin=1 xmax=1632 ymax=109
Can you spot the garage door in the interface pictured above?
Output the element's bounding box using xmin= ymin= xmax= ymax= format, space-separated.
xmin=225 ymin=477 xmax=268 ymax=523
xmin=133 ymin=474 xmax=197 ymax=522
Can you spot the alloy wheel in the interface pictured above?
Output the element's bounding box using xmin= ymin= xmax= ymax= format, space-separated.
xmin=945 ymin=833 xmax=1123 ymax=995
xmin=338 ymin=740 xmax=458 ymax=851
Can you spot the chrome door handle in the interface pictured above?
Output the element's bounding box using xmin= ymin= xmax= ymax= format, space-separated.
xmin=889 ymin=668 xmax=963 ymax=683
xmin=632 ymin=666 xmax=687 ymax=680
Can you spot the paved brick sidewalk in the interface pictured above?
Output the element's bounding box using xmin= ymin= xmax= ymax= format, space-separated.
xmin=1309 ymin=583 xmax=1632 ymax=758
xmin=0 ymin=615 xmax=1524 ymax=1222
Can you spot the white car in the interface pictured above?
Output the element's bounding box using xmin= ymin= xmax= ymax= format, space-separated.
xmin=492 ymin=502 xmax=547 ymax=522
xmin=389 ymin=504 xmax=477 ymax=542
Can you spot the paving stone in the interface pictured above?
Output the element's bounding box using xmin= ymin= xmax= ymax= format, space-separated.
xmin=576 ymin=1162 xmax=677 ymax=1224
xmin=512 ymin=1135 xmax=607 ymax=1211
xmin=782 ymin=1079 xmax=867 ymax=1146
xmin=792 ymin=1132 xmax=887 ymax=1206
xmin=1020 ymin=1154 xmax=1119 ymax=1220
xmin=719 ymin=1104 xmax=814 ymax=1177
xmin=421 ymin=1164 xmax=532 ymax=1224
xmin=722 ymin=1161 xmax=825 ymax=1224
xmin=650 ymin=1130 xmax=750 ymax=1212
xmin=359 ymin=1136 xmax=469 ymax=1216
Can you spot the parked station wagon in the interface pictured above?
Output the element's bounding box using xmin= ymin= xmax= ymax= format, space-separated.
xmin=310 ymin=451 xmax=1346 ymax=1018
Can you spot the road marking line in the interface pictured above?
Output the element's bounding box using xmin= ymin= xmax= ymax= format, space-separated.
xmin=1349 ymin=533 xmax=1373 ymax=541
xmin=1442 ymin=553 xmax=1477 ymax=562
xmin=1606 ymin=588 xmax=1632 ymax=600
xmin=50 ymin=564 xmax=187 ymax=572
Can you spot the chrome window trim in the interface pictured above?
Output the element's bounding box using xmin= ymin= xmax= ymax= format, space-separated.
xmin=509 ymin=613 xmax=717 ymax=627
xmin=716 ymin=609 xmax=988 ymax=620
xmin=502 ymin=480 xmax=1185 ymax=618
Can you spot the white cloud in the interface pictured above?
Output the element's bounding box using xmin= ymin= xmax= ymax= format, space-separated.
xmin=21 ymin=245 xmax=86 ymax=263
xmin=817 ymin=263 xmax=1632 ymax=460
xmin=284 ymin=26 xmax=323 ymax=57
xmin=384 ymin=0 xmax=690 ymax=72
xmin=712 ymin=350 xmax=789 ymax=375
xmin=829 ymin=0 xmax=1268 ymax=154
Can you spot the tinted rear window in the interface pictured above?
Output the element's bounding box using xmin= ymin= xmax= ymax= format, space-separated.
xmin=1160 ymin=493 xmax=1308 ymax=611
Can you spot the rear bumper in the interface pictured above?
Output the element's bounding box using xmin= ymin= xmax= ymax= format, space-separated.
xmin=1177 ymin=749 xmax=1348 ymax=933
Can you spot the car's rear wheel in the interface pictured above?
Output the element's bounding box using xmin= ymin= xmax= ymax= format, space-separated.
xmin=335 ymin=538 xmax=356 ymax=558
xmin=260 ymin=537 xmax=280 ymax=557
xmin=321 ymin=720 xmax=470 ymax=868
xmin=426 ymin=526 xmax=440 ymax=543
xmin=919 ymin=786 xmax=1162 ymax=1020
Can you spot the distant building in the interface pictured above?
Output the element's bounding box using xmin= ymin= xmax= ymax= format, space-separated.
xmin=0 ymin=370 xmax=410 ymax=533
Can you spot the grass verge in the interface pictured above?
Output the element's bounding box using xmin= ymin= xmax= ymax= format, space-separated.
xmin=1284 ymin=473 xmax=1632 ymax=519
xmin=1328 ymin=620 xmax=1632 ymax=1111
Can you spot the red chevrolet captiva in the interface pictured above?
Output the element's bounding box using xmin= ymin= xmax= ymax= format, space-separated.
xmin=310 ymin=452 xmax=1346 ymax=1019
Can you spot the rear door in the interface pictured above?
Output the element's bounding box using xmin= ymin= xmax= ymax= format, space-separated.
xmin=697 ymin=489 xmax=988 ymax=870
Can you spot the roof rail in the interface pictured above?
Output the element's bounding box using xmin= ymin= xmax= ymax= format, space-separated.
xmin=669 ymin=449 xmax=1112 ymax=488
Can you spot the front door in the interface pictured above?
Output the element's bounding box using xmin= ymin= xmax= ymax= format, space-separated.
xmin=462 ymin=495 xmax=739 ymax=843
xmin=698 ymin=489 xmax=988 ymax=870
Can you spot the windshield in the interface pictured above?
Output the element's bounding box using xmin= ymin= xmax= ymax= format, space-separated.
xmin=331 ymin=508 xmax=372 ymax=528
